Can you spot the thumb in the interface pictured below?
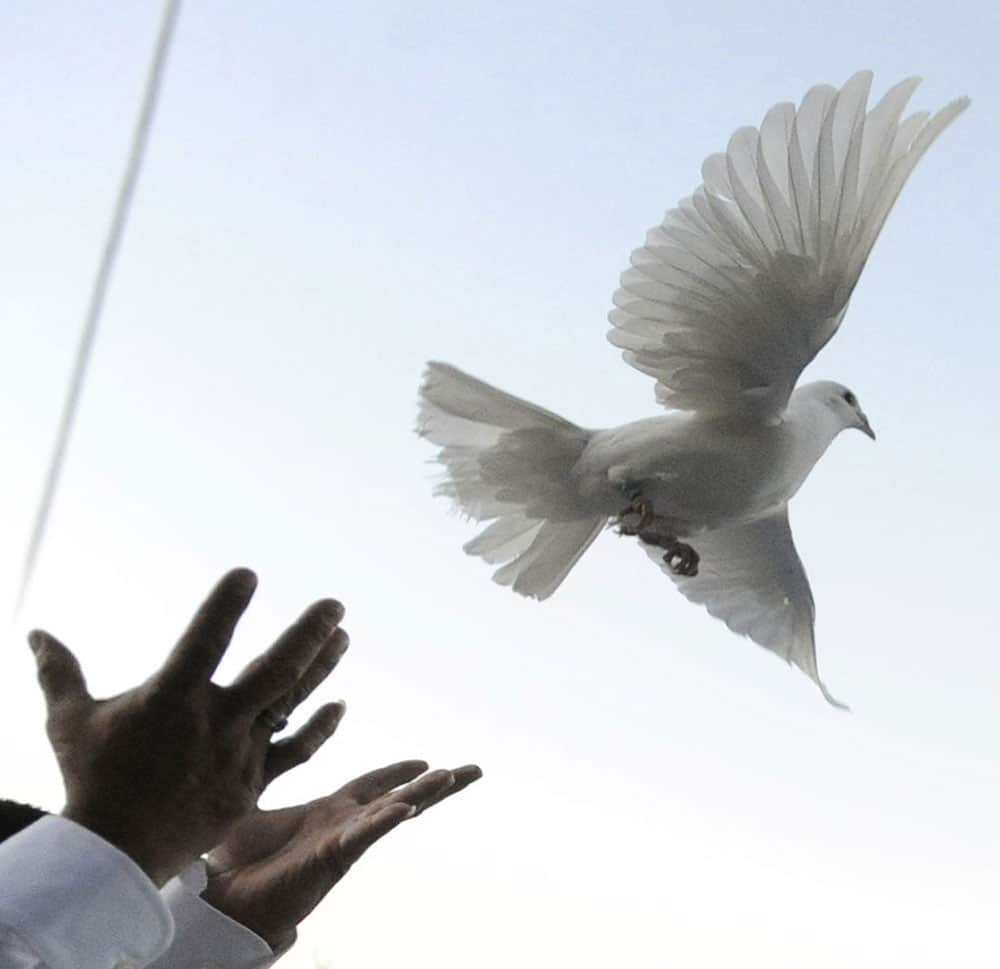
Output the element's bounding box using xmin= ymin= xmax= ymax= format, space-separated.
xmin=28 ymin=630 xmax=91 ymax=711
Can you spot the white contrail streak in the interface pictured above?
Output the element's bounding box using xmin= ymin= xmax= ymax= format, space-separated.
xmin=14 ymin=0 xmax=183 ymax=618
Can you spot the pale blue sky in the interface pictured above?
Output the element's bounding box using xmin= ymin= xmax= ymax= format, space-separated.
xmin=1 ymin=3 xmax=998 ymax=967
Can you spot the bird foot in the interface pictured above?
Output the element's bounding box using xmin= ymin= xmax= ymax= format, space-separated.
xmin=663 ymin=541 xmax=699 ymax=577
xmin=616 ymin=495 xmax=655 ymax=536
xmin=636 ymin=527 xmax=700 ymax=577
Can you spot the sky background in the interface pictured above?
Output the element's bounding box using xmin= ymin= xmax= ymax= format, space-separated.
xmin=1 ymin=2 xmax=998 ymax=967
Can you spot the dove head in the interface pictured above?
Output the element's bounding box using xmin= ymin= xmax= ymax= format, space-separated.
xmin=798 ymin=380 xmax=876 ymax=441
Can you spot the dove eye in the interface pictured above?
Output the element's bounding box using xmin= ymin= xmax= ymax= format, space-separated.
xmin=842 ymin=391 xmax=857 ymax=407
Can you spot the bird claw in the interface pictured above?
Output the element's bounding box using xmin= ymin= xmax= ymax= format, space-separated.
xmin=616 ymin=495 xmax=655 ymax=536
xmin=663 ymin=541 xmax=699 ymax=578
xmin=616 ymin=495 xmax=700 ymax=576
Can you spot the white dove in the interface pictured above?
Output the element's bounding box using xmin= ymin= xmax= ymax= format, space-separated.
xmin=417 ymin=72 xmax=968 ymax=706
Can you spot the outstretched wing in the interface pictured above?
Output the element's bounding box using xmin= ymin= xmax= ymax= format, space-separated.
xmin=610 ymin=72 xmax=969 ymax=421
xmin=640 ymin=508 xmax=845 ymax=707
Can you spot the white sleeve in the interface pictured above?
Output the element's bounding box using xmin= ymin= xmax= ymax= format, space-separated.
xmin=0 ymin=814 xmax=174 ymax=969
xmin=148 ymin=862 xmax=286 ymax=969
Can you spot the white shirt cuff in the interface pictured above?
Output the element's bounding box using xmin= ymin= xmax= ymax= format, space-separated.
xmin=149 ymin=861 xmax=282 ymax=969
xmin=0 ymin=814 xmax=173 ymax=969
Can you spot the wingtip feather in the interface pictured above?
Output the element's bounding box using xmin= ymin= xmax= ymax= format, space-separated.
xmin=818 ymin=678 xmax=850 ymax=711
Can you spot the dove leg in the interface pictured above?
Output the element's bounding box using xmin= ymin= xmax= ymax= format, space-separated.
xmin=636 ymin=525 xmax=700 ymax=578
xmin=661 ymin=540 xmax=699 ymax=577
xmin=613 ymin=484 xmax=701 ymax=577
xmin=616 ymin=493 xmax=655 ymax=536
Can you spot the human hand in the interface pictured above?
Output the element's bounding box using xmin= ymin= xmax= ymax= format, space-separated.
xmin=29 ymin=568 xmax=349 ymax=886
xmin=203 ymin=760 xmax=483 ymax=949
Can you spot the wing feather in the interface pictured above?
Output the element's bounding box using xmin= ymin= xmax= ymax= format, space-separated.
xmin=610 ymin=72 xmax=968 ymax=420
xmin=640 ymin=508 xmax=846 ymax=707
xmin=757 ymin=103 xmax=800 ymax=251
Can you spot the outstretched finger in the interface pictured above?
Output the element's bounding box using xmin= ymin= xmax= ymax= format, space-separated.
xmin=28 ymin=630 xmax=91 ymax=712
xmin=377 ymin=768 xmax=456 ymax=813
xmin=161 ymin=569 xmax=258 ymax=687
xmin=339 ymin=760 xmax=429 ymax=805
xmin=228 ymin=598 xmax=344 ymax=714
xmin=266 ymin=628 xmax=349 ymax=723
xmin=264 ymin=701 xmax=347 ymax=783
xmin=329 ymin=803 xmax=416 ymax=878
xmin=405 ymin=764 xmax=483 ymax=815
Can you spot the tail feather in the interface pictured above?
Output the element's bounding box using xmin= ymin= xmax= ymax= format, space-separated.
xmin=463 ymin=515 xmax=543 ymax=564
xmin=418 ymin=362 xmax=604 ymax=599
xmin=493 ymin=518 xmax=605 ymax=600
xmin=419 ymin=361 xmax=577 ymax=442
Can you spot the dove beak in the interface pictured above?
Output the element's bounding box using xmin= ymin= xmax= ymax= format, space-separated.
xmin=858 ymin=412 xmax=876 ymax=441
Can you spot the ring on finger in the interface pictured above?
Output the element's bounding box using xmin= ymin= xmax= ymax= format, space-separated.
xmin=257 ymin=707 xmax=289 ymax=733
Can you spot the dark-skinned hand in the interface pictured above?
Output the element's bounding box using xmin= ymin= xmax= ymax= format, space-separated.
xmin=203 ymin=759 xmax=482 ymax=950
xmin=29 ymin=568 xmax=349 ymax=886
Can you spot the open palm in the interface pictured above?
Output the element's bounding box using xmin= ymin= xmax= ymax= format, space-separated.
xmin=203 ymin=760 xmax=481 ymax=949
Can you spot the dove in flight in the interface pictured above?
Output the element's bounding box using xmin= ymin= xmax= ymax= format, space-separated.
xmin=417 ymin=72 xmax=968 ymax=706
